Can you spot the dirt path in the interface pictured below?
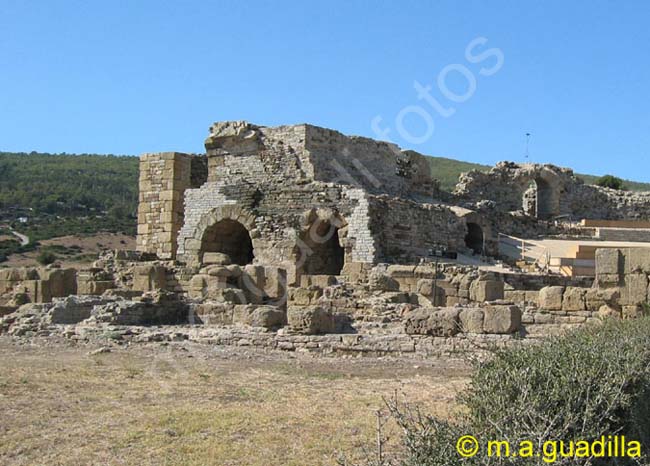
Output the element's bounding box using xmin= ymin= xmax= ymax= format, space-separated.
xmin=8 ymin=229 xmax=29 ymax=246
xmin=0 ymin=337 xmax=471 ymax=466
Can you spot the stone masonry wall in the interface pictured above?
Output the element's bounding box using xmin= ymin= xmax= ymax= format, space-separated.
xmin=368 ymin=196 xmax=466 ymax=263
xmin=204 ymin=121 xmax=441 ymax=201
xmin=173 ymin=121 xmax=464 ymax=276
xmin=596 ymin=248 xmax=650 ymax=314
xmin=137 ymin=152 xmax=207 ymax=259
xmin=454 ymin=161 xmax=650 ymax=221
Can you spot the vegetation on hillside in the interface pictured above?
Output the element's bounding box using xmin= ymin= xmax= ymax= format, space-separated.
xmin=595 ymin=174 xmax=627 ymax=190
xmin=427 ymin=157 xmax=489 ymax=191
xmin=0 ymin=151 xmax=138 ymax=239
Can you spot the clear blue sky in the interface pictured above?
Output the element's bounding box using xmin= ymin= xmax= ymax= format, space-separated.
xmin=1 ymin=0 xmax=649 ymax=181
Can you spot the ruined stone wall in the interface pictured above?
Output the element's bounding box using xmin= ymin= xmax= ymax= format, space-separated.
xmin=303 ymin=125 xmax=439 ymax=199
xmin=136 ymin=152 xmax=207 ymax=259
xmin=367 ymin=197 xmax=466 ymax=263
xmin=204 ymin=121 xmax=441 ymax=200
xmin=175 ymin=180 xmax=375 ymax=281
xmin=454 ymin=161 xmax=650 ymax=221
xmin=596 ymin=248 xmax=650 ymax=314
xmin=173 ymin=121 xmax=461 ymax=276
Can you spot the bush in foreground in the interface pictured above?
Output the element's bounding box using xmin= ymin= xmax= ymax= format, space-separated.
xmin=355 ymin=318 xmax=650 ymax=466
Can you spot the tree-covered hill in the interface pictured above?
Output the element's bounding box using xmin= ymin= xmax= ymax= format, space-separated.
xmin=0 ymin=152 xmax=138 ymax=242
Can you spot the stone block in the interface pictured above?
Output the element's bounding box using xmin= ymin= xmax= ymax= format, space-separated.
xmin=445 ymin=296 xmax=469 ymax=306
xmin=21 ymin=280 xmax=51 ymax=303
xmin=598 ymin=304 xmax=621 ymax=320
xmin=625 ymin=248 xmax=650 ymax=274
xmin=525 ymin=290 xmax=540 ymax=304
xmin=206 ymin=286 xmax=247 ymax=305
xmin=596 ymin=248 xmax=621 ymax=276
xmin=233 ymin=304 xmax=285 ymax=328
xmin=368 ymin=271 xmax=400 ymax=292
xmin=596 ymin=273 xmax=621 ymax=288
xmin=301 ymin=275 xmax=337 ymax=288
xmin=504 ymin=290 xmax=525 ymax=303
xmin=416 ymin=279 xmax=446 ymax=306
xmin=341 ymin=262 xmax=372 ymax=282
xmin=620 ymin=273 xmax=648 ymax=305
xmin=202 ymin=252 xmax=231 ymax=265
xmin=189 ymin=274 xmax=208 ymax=294
xmin=287 ymin=306 xmax=335 ymax=334
xmin=585 ymin=288 xmax=619 ymax=311
xmin=203 ymin=265 xmax=235 ymax=278
xmin=289 ymin=287 xmax=322 ymax=306
xmin=262 ymin=266 xmax=287 ymax=301
xmin=49 ymin=296 xmax=104 ymax=324
xmin=241 ymin=265 xmax=265 ymax=304
xmin=133 ymin=265 xmax=167 ymax=292
xmin=538 ymin=286 xmax=565 ymax=310
xmin=562 ymin=287 xmax=587 ymax=311
xmin=403 ymin=307 xmax=460 ymax=336
xmin=469 ymin=280 xmax=504 ymax=303
xmin=42 ymin=268 xmax=77 ymax=298
xmin=251 ymin=305 xmax=286 ymax=328
xmin=483 ymin=305 xmax=522 ymax=334
xmin=191 ymin=302 xmax=234 ymax=325
xmin=622 ymin=305 xmax=645 ymax=320
xmin=459 ymin=308 xmax=484 ymax=333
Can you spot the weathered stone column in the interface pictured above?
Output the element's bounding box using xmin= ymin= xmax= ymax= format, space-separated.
xmin=136 ymin=152 xmax=192 ymax=259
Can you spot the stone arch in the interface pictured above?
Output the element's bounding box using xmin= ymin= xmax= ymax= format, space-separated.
xmin=534 ymin=177 xmax=555 ymax=219
xmin=457 ymin=210 xmax=496 ymax=257
xmin=201 ymin=219 xmax=254 ymax=265
xmin=522 ymin=172 xmax=561 ymax=220
xmin=294 ymin=209 xmax=348 ymax=277
xmin=465 ymin=222 xmax=484 ymax=255
xmin=181 ymin=204 xmax=258 ymax=267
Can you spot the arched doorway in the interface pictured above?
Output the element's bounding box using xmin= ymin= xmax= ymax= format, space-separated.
xmin=297 ymin=219 xmax=345 ymax=275
xmin=201 ymin=219 xmax=254 ymax=265
xmin=523 ymin=178 xmax=556 ymax=220
xmin=535 ymin=178 xmax=554 ymax=219
xmin=465 ymin=222 xmax=484 ymax=255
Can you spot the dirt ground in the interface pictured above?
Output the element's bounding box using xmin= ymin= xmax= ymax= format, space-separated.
xmin=1 ymin=233 xmax=135 ymax=268
xmin=0 ymin=337 xmax=470 ymax=466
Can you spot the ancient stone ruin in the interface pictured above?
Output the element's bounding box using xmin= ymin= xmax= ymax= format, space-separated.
xmin=3 ymin=120 xmax=650 ymax=355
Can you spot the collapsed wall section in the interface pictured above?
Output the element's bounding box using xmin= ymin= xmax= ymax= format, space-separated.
xmin=303 ymin=125 xmax=439 ymax=199
xmin=454 ymin=161 xmax=650 ymax=221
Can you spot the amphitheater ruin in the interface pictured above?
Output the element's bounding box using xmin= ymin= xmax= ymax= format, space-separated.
xmin=3 ymin=120 xmax=650 ymax=355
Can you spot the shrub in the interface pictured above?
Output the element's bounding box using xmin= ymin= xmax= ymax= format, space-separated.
xmin=36 ymin=250 xmax=57 ymax=265
xmin=359 ymin=318 xmax=650 ymax=466
xmin=597 ymin=175 xmax=626 ymax=190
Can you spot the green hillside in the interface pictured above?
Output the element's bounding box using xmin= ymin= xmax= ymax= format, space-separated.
xmin=427 ymin=156 xmax=490 ymax=191
xmin=0 ymin=152 xmax=139 ymax=242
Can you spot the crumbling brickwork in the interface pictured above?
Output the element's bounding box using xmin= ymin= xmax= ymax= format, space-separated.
xmin=135 ymin=121 xmax=469 ymax=284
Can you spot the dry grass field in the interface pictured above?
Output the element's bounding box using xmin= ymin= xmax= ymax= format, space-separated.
xmin=1 ymin=233 xmax=135 ymax=268
xmin=0 ymin=338 xmax=470 ymax=466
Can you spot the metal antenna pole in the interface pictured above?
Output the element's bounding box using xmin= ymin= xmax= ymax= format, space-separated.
xmin=525 ymin=132 xmax=531 ymax=162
